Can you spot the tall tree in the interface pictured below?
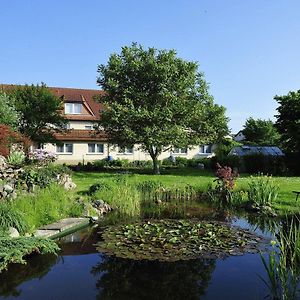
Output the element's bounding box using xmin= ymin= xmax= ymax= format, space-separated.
xmin=275 ymin=90 xmax=300 ymax=153
xmin=11 ymin=83 xmax=67 ymax=145
xmin=242 ymin=117 xmax=280 ymax=146
xmin=0 ymin=92 xmax=20 ymax=130
xmin=97 ymin=44 xmax=228 ymax=174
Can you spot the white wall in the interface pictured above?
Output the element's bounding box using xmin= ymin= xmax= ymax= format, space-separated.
xmin=44 ymin=142 xmax=213 ymax=164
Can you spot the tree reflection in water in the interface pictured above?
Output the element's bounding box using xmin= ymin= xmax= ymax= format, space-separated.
xmin=92 ymin=255 xmax=216 ymax=300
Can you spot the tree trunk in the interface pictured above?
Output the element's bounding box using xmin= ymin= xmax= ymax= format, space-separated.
xmin=148 ymin=146 xmax=160 ymax=175
xmin=152 ymin=155 xmax=160 ymax=175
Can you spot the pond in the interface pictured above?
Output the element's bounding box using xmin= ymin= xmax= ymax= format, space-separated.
xmin=0 ymin=203 xmax=298 ymax=300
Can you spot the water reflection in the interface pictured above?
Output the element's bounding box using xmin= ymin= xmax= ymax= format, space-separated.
xmin=92 ymin=255 xmax=216 ymax=300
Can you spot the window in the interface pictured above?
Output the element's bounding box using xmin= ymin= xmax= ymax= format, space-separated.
xmin=199 ymin=145 xmax=212 ymax=154
xmin=56 ymin=143 xmax=73 ymax=154
xmin=118 ymin=146 xmax=133 ymax=154
xmin=173 ymin=147 xmax=188 ymax=154
xmin=65 ymin=103 xmax=82 ymax=114
xmin=85 ymin=125 xmax=93 ymax=130
xmin=88 ymin=143 xmax=104 ymax=154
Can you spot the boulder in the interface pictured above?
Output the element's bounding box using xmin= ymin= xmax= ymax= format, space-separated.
xmin=8 ymin=227 xmax=20 ymax=238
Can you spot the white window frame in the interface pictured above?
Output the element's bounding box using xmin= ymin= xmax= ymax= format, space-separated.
xmin=118 ymin=145 xmax=134 ymax=155
xmin=65 ymin=103 xmax=82 ymax=114
xmin=87 ymin=143 xmax=104 ymax=154
xmin=56 ymin=143 xmax=73 ymax=154
xmin=173 ymin=147 xmax=188 ymax=154
xmin=199 ymin=145 xmax=212 ymax=154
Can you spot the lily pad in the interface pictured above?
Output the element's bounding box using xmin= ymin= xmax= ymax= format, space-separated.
xmin=96 ymin=219 xmax=268 ymax=261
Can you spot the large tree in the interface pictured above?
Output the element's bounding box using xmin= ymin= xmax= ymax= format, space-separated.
xmin=275 ymin=90 xmax=300 ymax=153
xmin=97 ymin=44 xmax=228 ymax=174
xmin=242 ymin=117 xmax=280 ymax=146
xmin=11 ymin=83 xmax=67 ymax=145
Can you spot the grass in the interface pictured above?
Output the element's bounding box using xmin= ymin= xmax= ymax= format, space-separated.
xmin=72 ymin=168 xmax=300 ymax=213
xmin=11 ymin=184 xmax=83 ymax=232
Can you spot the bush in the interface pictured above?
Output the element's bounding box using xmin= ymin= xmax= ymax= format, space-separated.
xmin=28 ymin=149 xmax=57 ymax=165
xmin=7 ymin=151 xmax=25 ymax=167
xmin=20 ymin=164 xmax=71 ymax=190
xmin=210 ymin=155 xmax=241 ymax=170
xmin=88 ymin=181 xmax=110 ymax=195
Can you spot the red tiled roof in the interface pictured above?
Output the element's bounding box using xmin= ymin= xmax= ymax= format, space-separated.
xmin=54 ymin=129 xmax=107 ymax=142
xmin=49 ymin=86 xmax=104 ymax=120
xmin=0 ymin=84 xmax=105 ymax=121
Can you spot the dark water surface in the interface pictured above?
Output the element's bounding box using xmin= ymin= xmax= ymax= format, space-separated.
xmin=0 ymin=206 xmax=283 ymax=300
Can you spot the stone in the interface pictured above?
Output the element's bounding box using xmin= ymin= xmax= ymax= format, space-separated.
xmin=64 ymin=181 xmax=77 ymax=190
xmin=3 ymin=184 xmax=13 ymax=193
xmin=0 ymin=156 xmax=7 ymax=169
xmin=8 ymin=227 xmax=20 ymax=238
xmin=197 ymin=163 xmax=205 ymax=170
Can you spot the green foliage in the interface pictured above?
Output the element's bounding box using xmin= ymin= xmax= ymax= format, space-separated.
xmin=275 ymin=90 xmax=300 ymax=153
xmin=136 ymin=180 xmax=163 ymax=192
xmin=10 ymin=83 xmax=67 ymax=144
xmin=97 ymin=43 xmax=228 ymax=174
xmin=0 ymin=236 xmax=59 ymax=272
xmin=247 ymin=175 xmax=279 ymax=206
xmin=242 ymin=117 xmax=280 ymax=146
xmin=7 ymin=151 xmax=25 ymax=167
xmin=260 ymin=217 xmax=300 ymax=300
xmin=20 ymin=164 xmax=71 ymax=190
xmin=13 ymin=184 xmax=82 ymax=231
xmin=0 ymin=203 xmax=28 ymax=235
xmin=0 ymin=92 xmax=20 ymax=130
xmin=88 ymin=181 xmax=110 ymax=195
xmin=214 ymin=137 xmax=242 ymax=157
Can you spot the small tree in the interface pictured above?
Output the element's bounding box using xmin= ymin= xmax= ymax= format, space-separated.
xmin=0 ymin=92 xmax=20 ymax=130
xmin=275 ymin=90 xmax=300 ymax=153
xmin=11 ymin=83 xmax=67 ymax=145
xmin=97 ymin=44 xmax=228 ymax=174
xmin=242 ymin=117 xmax=280 ymax=146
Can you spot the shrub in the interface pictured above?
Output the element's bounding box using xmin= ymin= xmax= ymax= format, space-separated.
xmin=136 ymin=180 xmax=163 ymax=192
xmin=247 ymin=175 xmax=279 ymax=206
xmin=208 ymin=163 xmax=239 ymax=205
xmin=0 ymin=236 xmax=59 ymax=272
xmin=0 ymin=202 xmax=28 ymax=235
xmin=7 ymin=151 xmax=25 ymax=167
xmin=28 ymin=149 xmax=57 ymax=165
xmin=88 ymin=181 xmax=110 ymax=195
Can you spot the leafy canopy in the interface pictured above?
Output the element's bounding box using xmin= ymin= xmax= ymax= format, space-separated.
xmin=0 ymin=92 xmax=20 ymax=130
xmin=242 ymin=117 xmax=280 ymax=146
xmin=275 ymin=90 xmax=300 ymax=153
xmin=97 ymin=44 xmax=228 ymax=172
xmin=11 ymin=83 xmax=67 ymax=144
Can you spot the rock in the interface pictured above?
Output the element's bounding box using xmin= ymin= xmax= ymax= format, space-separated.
xmin=3 ymin=184 xmax=13 ymax=193
xmin=64 ymin=181 xmax=77 ymax=190
xmin=0 ymin=156 xmax=7 ymax=169
xmin=92 ymin=199 xmax=112 ymax=216
xmin=8 ymin=227 xmax=20 ymax=238
xmin=197 ymin=163 xmax=205 ymax=170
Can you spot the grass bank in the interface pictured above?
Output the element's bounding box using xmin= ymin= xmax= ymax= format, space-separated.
xmin=72 ymin=168 xmax=300 ymax=213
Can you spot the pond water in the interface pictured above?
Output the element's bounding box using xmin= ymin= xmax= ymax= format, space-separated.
xmin=0 ymin=204 xmax=297 ymax=300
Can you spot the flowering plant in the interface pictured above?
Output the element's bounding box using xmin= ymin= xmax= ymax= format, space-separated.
xmin=29 ymin=149 xmax=57 ymax=165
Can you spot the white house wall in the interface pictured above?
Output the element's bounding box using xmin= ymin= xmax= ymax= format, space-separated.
xmin=44 ymin=142 xmax=211 ymax=164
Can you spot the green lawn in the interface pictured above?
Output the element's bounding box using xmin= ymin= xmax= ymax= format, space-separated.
xmin=72 ymin=168 xmax=300 ymax=213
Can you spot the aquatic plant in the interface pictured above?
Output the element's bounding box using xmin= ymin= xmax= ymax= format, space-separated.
xmin=248 ymin=175 xmax=279 ymax=206
xmin=260 ymin=217 xmax=300 ymax=300
xmin=97 ymin=219 xmax=267 ymax=261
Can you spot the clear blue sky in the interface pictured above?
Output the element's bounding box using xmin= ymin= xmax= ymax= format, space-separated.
xmin=1 ymin=0 xmax=299 ymax=132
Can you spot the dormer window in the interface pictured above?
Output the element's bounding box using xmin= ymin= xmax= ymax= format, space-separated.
xmin=65 ymin=103 xmax=82 ymax=114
